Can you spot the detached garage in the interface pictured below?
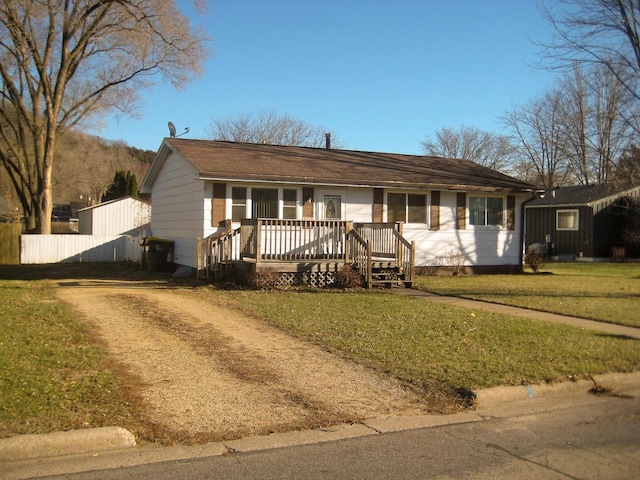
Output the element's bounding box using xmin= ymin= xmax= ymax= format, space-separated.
xmin=525 ymin=184 xmax=640 ymax=259
xmin=78 ymin=196 xmax=151 ymax=236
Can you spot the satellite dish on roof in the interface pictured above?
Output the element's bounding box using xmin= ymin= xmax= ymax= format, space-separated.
xmin=168 ymin=121 xmax=189 ymax=138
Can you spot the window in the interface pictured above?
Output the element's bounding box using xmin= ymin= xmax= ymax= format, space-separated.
xmin=469 ymin=196 xmax=503 ymax=226
xmin=231 ymin=187 xmax=247 ymax=222
xmin=408 ymin=194 xmax=427 ymax=223
xmin=557 ymin=209 xmax=578 ymax=230
xmin=387 ymin=193 xmax=427 ymax=223
xmin=324 ymin=195 xmax=341 ymax=219
xmin=252 ymin=188 xmax=278 ymax=218
xmin=283 ymin=189 xmax=297 ymax=219
xmin=231 ymin=186 xmax=300 ymax=221
xmin=387 ymin=193 xmax=406 ymax=222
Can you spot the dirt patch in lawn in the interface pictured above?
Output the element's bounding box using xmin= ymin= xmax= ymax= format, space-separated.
xmin=55 ymin=279 xmax=460 ymax=445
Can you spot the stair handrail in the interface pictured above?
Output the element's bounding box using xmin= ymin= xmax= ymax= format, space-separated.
xmin=197 ymin=220 xmax=238 ymax=280
xmin=388 ymin=227 xmax=415 ymax=285
xmin=347 ymin=228 xmax=372 ymax=289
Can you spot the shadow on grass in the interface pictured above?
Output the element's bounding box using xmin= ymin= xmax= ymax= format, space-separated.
xmin=0 ymin=262 xmax=173 ymax=282
xmin=594 ymin=332 xmax=640 ymax=341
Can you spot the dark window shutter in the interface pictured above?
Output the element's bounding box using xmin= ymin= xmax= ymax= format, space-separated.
xmin=302 ymin=187 xmax=314 ymax=218
xmin=456 ymin=192 xmax=466 ymax=230
xmin=212 ymin=183 xmax=226 ymax=227
xmin=430 ymin=190 xmax=440 ymax=231
xmin=507 ymin=195 xmax=516 ymax=230
xmin=373 ymin=188 xmax=384 ymax=222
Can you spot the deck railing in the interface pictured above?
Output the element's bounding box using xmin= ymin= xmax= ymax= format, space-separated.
xmin=201 ymin=219 xmax=414 ymax=287
xmin=241 ymin=218 xmax=349 ymax=262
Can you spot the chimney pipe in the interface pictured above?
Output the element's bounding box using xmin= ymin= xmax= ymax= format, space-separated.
xmin=325 ymin=133 xmax=331 ymax=149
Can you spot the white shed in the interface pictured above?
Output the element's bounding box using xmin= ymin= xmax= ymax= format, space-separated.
xmin=78 ymin=196 xmax=151 ymax=235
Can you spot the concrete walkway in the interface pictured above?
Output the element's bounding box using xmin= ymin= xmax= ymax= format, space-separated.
xmin=391 ymin=288 xmax=640 ymax=340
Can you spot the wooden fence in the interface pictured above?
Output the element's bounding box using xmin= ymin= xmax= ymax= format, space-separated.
xmin=0 ymin=223 xmax=21 ymax=265
xmin=21 ymin=234 xmax=142 ymax=264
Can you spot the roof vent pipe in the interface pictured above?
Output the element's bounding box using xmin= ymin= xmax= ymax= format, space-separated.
xmin=325 ymin=133 xmax=331 ymax=149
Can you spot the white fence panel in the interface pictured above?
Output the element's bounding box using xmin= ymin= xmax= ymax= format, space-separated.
xmin=21 ymin=235 xmax=143 ymax=264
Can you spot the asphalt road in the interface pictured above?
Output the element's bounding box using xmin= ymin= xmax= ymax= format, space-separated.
xmin=24 ymin=385 xmax=640 ymax=480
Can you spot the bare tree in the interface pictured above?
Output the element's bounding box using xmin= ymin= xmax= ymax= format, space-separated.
xmin=421 ymin=126 xmax=516 ymax=172
xmin=558 ymin=63 xmax=630 ymax=184
xmin=0 ymin=1 xmax=208 ymax=233
xmin=206 ymin=110 xmax=341 ymax=148
xmin=502 ymin=88 xmax=571 ymax=188
xmin=539 ymin=0 xmax=640 ymax=104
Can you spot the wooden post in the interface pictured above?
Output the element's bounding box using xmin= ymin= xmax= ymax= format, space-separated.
xmin=344 ymin=222 xmax=352 ymax=263
xmin=255 ymin=219 xmax=262 ymax=265
xmin=366 ymin=240 xmax=372 ymax=289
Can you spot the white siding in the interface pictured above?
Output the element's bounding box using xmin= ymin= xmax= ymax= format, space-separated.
xmin=405 ymin=191 xmax=526 ymax=267
xmin=148 ymin=153 xmax=205 ymax=268
xmin=78 ymin=197 xmax=151 ymax=235
xmin=150 ymin=162 xmax=527 ymax=269
xmin=345 ymin=188 xmax=374 ymax=222
xmin=21 ymin=235 xmax=142 ymax=263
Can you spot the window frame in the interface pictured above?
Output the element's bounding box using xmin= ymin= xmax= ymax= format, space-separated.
xmin=385 ymin=191 xmax=428 ymax=224
xmin=556 ymin=209 xmax=579 ymax=231
xmin=229 ymin=185 xmax=300 ymax=221
xmin=468 ymin=195 xmax=505 ymax=227
xmin=323 ymin=194 xmax=342 ymax=220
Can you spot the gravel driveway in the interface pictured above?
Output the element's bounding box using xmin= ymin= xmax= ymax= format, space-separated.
xmin=55 ymin=279 xmax=437 ymax=444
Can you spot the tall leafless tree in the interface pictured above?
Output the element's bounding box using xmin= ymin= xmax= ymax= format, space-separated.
xmin=502 ymin=88 xmax=571 ymax=188
xmin=539 ymin=0 xmax=640 ymax=113
xmin=0 ymin=1 xmax=209 ymax=233
xmin=206 ymin=110 xmax=341 ymax=148
xmin=421 ymin=126 xmax=516 ymax=172
xmin=558 ymin=63 xmax=630 ymax=184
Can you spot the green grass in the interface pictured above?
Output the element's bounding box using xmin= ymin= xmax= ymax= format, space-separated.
xmin=2 ymin=261 xmax=639 ymax=440
xmin=0 ymin=279 xmax=134 ymax=438
xmin=215 ymin=289 xmax=640 ymax=390
xmin=414 ymin=262 xmax=640 ymax=328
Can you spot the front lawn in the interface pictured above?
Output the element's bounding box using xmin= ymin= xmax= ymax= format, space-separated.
xmin=414 ymin=262 xmax=640 ymax=328
xmin=0 ymin=279 xmax=137 ymax=439
xmin=215 ymin=289 xmax=640 ymax=390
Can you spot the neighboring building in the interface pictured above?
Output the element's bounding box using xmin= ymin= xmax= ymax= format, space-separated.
xmin=140 ymin=138 xmax=538 ymax=275
xmin=525 ymin=184 xmax=640 ymax=259
xmin=77 ymin=195 xmax=151 ymax=236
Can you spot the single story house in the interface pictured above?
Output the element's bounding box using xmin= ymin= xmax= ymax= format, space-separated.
xmin=77 ymin=195 xmax=151 ymax=236
xmin=140 ymin=138 xmax=538 ymax=285
xmin=525 ymin=184 xmax=640 ymax=259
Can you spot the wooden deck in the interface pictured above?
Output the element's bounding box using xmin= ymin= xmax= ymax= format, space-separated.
xmin=197 ymin=219 xmax=415 ymax=288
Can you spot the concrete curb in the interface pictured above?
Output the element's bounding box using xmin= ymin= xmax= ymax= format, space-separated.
xmin=473 ymin=371 xmax=640 ymax=408
xmin=2 ymin=372 xmax=638 ymax=464
xmin=0 ymin=426 xmax=136 ymax=462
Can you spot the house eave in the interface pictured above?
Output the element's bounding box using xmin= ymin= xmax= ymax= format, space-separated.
xmin=197 ymin=173 xmax=536 ymax=194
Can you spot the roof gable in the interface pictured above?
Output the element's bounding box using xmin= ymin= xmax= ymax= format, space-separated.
xmin=141 ymin=139 xmax=538 ymax=193
xmin=77 ymin=195 xmax=150 ymax=212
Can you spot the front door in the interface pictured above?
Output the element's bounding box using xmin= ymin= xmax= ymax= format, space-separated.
xmin=323 ymin=195 xmax=342 ymax=220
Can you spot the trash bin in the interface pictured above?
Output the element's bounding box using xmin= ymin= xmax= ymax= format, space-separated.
xmin=142 ymin=237 xmax=174 ymax=271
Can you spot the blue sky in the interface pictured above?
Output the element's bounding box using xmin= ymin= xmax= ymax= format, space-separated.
xmin=92 ymin=0 xmax=559 ymax=155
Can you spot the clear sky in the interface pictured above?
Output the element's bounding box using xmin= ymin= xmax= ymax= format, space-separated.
xmin=91 ymin=0 xmax=559 ymax=155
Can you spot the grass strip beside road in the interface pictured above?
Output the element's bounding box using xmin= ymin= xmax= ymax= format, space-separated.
xmin=414 ymin=262 xmax=640 ymax=328
xmin=218 ymin=289 xmax=640 ymax=390
xmin=0 ymin=280 xmax=135 ymax=439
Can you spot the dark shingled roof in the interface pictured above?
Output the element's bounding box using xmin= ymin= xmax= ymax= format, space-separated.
xmin=153 ymin=139 xmax=537 ymax=193
xmin=527 ymin=184 xmax=639 ymax=207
